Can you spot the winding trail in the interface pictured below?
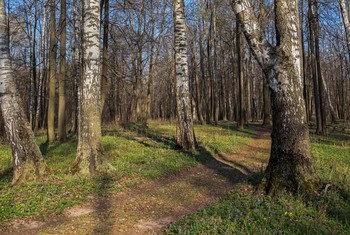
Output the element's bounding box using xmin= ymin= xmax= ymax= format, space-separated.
xmin=2 ymin=127 xmax=271 ymax=235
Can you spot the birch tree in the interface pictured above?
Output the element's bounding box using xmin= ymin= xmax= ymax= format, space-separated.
xmin=173 ymin=0 xmax=196 ymax=150
xmin=339 ymin=0 xmax=350 ymax=58
xmin=72 ymin=0 xmax=113 ymax=176
xmin=232 ymin=0 xmax=320 ymax=194
xmin=0 ymin=0 xmax=48 ymax=185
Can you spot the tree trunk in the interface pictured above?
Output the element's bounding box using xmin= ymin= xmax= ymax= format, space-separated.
xmin=47 ymin=0 xmax=57 ymax=143
xmin=35 ymin=1 xmax=47 ymax=131
xmin=259 ymin=0 xmax=271 ymax=126
xmin=70 ymin=0 xmax=80 ymax=134
xmin=0 ymin=0 xmax=48 ymax=185
xmin=173 ymin=0 xmax=196 ymax=150
xmin=233 ymin=0 xmax=320 ymax=195
xmin=197 ymin=0 xmax=208 ymax=123
xmin=72 ymin=0 xmax=113 ymax=176
xmin=100 ymin=0 xmax=109 ymax=117
xmin=339 ymin=0 xmax=350 ymax=59
xmin=308 ymin=0 xmax=323 ymax=134
xmin=193 ymin=28 xmax=205 ymax=124
xmin=236 ymin=19 xmax=244 ymax=130
xmin=58 ymin=0 xmax=67 ymax=142
xmin=313 ymin=0 xmax=327 ymax=133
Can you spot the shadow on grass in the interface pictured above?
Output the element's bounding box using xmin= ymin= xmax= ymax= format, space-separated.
xmin=0 ymin=167 xmax=12 ymax=183
xmin=39 ymin=138 xmax=78 ymax=158
xmin=119 ymin=123 xmax=250 ymax=186
xmin=93 ymin=175 xmax=115 ymax=234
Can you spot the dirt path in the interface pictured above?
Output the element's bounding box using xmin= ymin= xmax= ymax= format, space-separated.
xmin=2 ymin=127 xmax=271 ymax=235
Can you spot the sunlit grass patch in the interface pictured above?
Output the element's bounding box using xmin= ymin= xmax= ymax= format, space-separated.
xmin=166 ymin=127 xmax=350 ymax=234
xmin=0 ymin=121 xmax=253 ymax=224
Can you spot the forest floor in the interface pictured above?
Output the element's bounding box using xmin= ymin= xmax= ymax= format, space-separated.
xmin=1 ymin=127 xmax=271 ymax=235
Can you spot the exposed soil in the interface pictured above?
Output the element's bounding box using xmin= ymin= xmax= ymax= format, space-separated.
xmin=1 ymin=126 xmax=271 ymax=235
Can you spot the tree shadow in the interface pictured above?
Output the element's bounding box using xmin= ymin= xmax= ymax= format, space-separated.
xmin=0 ymin=167 xmax=12 ymax=183
xmin=118 ymin=124 xmax=254 ymax=185
xmin=92 ymin=175 xmax=115 ymax=234
xmin=317 ymin=185 xmax=350 ymax=225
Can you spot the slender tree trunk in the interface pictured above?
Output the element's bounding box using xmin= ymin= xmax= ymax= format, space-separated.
xmin=308 ymin=0 xmax=322 ymax=134
xmin=233 ymin=0 xmax=320 ymax=195
xmin=35 ymin=1 xmax=47 ymax=130
xmin=236 ymin=19 xmax=244 ymax=130
xmin=198 ymin=0 xmax=207 ymax=123
xmin=58 ymin=0 xmax=67 ymax=142
xmin=212 ymin=4 xmax=219 ymax=124
xmin=205 ymin=2 xmax=213 ymax=123
xmin=145 ymin=0 xmax=155 ymax=127
xmin=313 ymin=0 xmax=327 ymax=133
xmin=259 ymin=0 xmax=271 ymax=126
xmin=47 ymin=0 xmax=57 ymax=143
xmin=72 ymin=0 xmax=113 ymax=176
xmin=0 ymin=0 xmax=48 ymax=185
xmin=71 ymin=0 xmax=80 ymax=134
xmin=173 ymin=0 xmax=196 ymax=150
xmin=193 ymin=28 xmax=205 ymax=124
xmin=100 ymin=0 xmax=109 ymax=117
xmin=29 ymin=4 xmax=38 ymax=130
xmin=300 ymin=0 xmax=309 ymax=123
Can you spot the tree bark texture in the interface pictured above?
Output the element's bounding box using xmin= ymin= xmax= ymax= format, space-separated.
xmin=47 ymin=0 xmax=57 ymax=143
xmin=58 ymin=0 xmax=67 ymax=142
xmin=0 ymin=0 xmax=48 ymax=185
xmin=173 ymin=0 xmax=196 ymax=150
xmin=100 ymin=0 xmax=109 ymax=117
xmin=232 ymin=0 xmax=320 ymax=195
xmin=72 ymin=0 xmax=112 ymax=176
xmin=236 ymin=19 xmax=244 ymax=130
xmin=339 ymin=0 xmax=350 ymax=59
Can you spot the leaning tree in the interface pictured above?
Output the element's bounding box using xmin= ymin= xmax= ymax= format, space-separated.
xmin=0 ymin=0 xmax=48 ymax=185
xmin=232 ymin=0 xmax=320 ymax=194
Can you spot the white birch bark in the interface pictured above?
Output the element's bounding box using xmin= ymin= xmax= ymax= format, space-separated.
xmin=173 ymin=0 xmax=196 ymax=150
xmin=339 ymin=0 xmax=350 ymax=58
xmin=232 ymin=0 xmax=320 ymax=194
xmin=72 ymin=0 xmax=113 ymax=176
xmin=0 ymin=0 xmax=48 ymax=185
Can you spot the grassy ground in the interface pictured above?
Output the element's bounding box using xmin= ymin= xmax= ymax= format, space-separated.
xmin=0 ymin=121 xmax=254 ymax=224
xmin=166 ymin=127 xmax=350 ymax=234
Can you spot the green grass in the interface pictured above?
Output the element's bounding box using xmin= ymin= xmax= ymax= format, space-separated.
xmin=166 ymin=128 xmax=350 ymax=235
xmin=0 ymin=121 xmax=253 ymax=224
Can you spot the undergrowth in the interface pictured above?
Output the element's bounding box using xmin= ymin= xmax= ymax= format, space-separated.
xmin=165 ymin=127 xmax=350 ymax=234
xmin=0 ymin=121 xmax=253 ymax=224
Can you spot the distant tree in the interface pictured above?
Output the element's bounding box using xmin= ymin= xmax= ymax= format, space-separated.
xmin=173 ymin=0 xmax=196 ymax=150
xmin=232 ymin=0 xmax=320 ymax=194
xmin=100 ymin=0 xmax=109 ymax=117
xmin=58 ymin=0 xmax=67 ymax=142
xmin=47 ymin=0 xmax=57 ymax=143
xmin=72 ymin=0 xmax=113 ymax=176
xmin=0 ymin=0 xmax=48 ymax=185
xmin=236 ymin=19 xmax=244 ymax=130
